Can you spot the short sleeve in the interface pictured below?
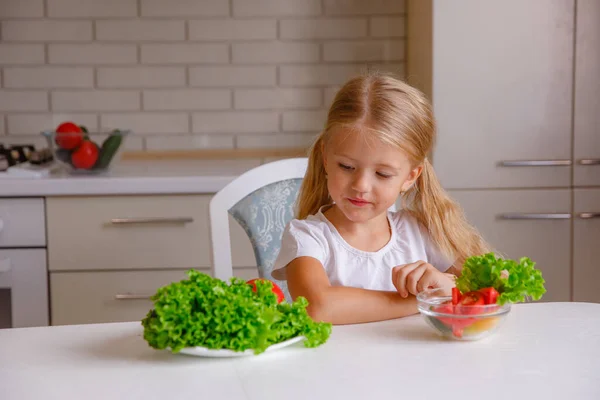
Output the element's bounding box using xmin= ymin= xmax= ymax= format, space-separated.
xmin=270 ymin=219 xmax=328 ymax=280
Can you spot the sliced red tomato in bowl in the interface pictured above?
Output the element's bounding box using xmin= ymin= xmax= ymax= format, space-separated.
xmin=459 ymin=291 xmax=485 ymax=306
xmin=477 ymin=287 xmax=499 ymax=305
xmin=452 ymin=287 xmax=461 ymax=305
xmin=455 ymin=291 xmax=485 ymax=317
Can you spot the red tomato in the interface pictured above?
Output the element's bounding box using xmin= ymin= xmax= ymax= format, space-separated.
xmin=55 ymin=122 xmax=83 ymax=150
xmin=452 ymin=287 xmax=461 ymax=305
xmin=459 ymin=291 xmax=485 ymax=306
xmin=247 ymin=278 xmax=285 ymax=303
xmin=71 ymin=141 xmax=99 ymax=169
xmin=455 ymin=291 xmax=485 ymax=317
xmin=477 ymin=287 xmax=499 ymax=305
xmin=432 ymin=303 xmax=474 ymax=338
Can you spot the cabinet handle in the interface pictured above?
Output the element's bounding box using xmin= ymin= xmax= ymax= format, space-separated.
xmin=0 ymin=218 xmax=3 ymax=233
xmin=0 ymin=258 xmax=11 ymax=273
xmin=578 ymin=159 xmax=600 ymax=166
xmin=498 ymin=160 xmax=571 ymax=167
xmin=110 ymin=217 xmax=194 ymax=225
xmin=578 ymin=213 xmax=600 ymax=219
xmin=114 ymin=294 xmax=152 ymax=300
xmin=498 ymin=213 xmax=571 ymax=220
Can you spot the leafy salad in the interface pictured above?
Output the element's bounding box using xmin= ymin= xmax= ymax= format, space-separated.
xmin=454 ymin=252 xmax=547 ymax=305
xmin=429 ymin=253 xmax=547 ymax=339
xmin=141 ymin=270 xmax=332 ymax=354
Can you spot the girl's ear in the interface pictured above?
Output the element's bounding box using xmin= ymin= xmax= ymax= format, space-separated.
xmin=401 ymin=164 xmax=423 ymax=192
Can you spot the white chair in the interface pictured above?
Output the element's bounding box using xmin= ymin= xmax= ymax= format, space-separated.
xmin=209 ymin=157 xmax=308 ymax=301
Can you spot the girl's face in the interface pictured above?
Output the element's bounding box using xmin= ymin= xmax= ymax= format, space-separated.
xmin=323 ymin=127 xmax=422 ymax=224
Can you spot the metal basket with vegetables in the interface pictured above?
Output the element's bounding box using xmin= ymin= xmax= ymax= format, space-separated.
xmin=41 ymin=122 xmax=130 ymax=174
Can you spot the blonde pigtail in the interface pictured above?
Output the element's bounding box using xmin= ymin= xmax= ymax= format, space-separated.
xmin=296 ymin=135 xmax=331 ymax=220
xmin=409 ymin=158 xmax=491 ymax=267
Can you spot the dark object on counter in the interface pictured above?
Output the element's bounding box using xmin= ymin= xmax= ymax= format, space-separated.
xmin=0 ymin=154 xmax=8 ymax=171
xmin=0 ymin=144 xmax=36 ymax=166
xmin=29 ymin=148 xmax=54 ymax=165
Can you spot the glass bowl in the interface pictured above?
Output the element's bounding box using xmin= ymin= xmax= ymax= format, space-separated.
xmin=41 ymin=129 xmax=130 ymax=175
xmin=417 ymin=288 xmax=511 ymax=341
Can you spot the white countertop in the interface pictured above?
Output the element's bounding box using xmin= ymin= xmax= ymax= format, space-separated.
xmin=1 ymin=302 xmax=599 ymax=400
xmin=0 ymin=159 xmax=263 ymax=196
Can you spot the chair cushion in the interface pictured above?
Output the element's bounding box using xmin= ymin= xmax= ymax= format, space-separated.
xmin=229 ymin=178 xmax=303 ymax=302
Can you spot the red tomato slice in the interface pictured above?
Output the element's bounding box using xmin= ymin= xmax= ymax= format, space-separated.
xmin=459 ymin=291 xmax=485 ymax=306
xmin=477 ymin=287 xmax=499 ymax=304
xmin=452 ymin=287 xmax=461 ymax=305
xmin=455 ymin=291 xmax=485 ymax=317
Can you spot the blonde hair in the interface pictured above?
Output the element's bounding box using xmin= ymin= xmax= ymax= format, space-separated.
xmin=296 ymin=71 xmax=491 ymax=266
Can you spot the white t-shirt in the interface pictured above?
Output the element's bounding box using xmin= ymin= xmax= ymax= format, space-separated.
xmin=271 ymin=206 xmax=454 ymax=292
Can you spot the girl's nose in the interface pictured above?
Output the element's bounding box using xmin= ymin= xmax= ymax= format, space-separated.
xmin=351 ymin=171 xmax=371 ymax=193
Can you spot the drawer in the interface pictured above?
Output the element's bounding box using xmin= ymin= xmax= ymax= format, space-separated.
xmin=50 ymin=267 xmax=259 ymax=325
xmin=0 ymin=198 xmax=46 ymax=248
xmin=447 ymin=189 xmax=572 ymax=302
xmin=46 ymin=195 xmax=256 ymax=271
xmin=573 ymin=189 xmax=600 ymax=303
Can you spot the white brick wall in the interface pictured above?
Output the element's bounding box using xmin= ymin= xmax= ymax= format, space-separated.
xmin=4 ymin=67 xmax=94 ymax=89
xmin=0 ymin=0 xmax=44 ymax=18
xmin=0 ymin=0 xmax=406 ymax=151
xmin=2 ymin=21 xmax=93 ymax=42
xmin=143 ymin=89 xmax=231 ymax=111
xmin=49 ymin=44 xmax=137 ymax=65
xmin=97 ymin=67 xmax=186 ymax=88
xmin=48 ymin=0 xmax=137 ymax=18
xmin=52 ymin=90 xmax=140 ymax=112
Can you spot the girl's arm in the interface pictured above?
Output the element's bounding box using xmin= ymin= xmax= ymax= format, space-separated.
xmin=285 ymin=256 xmax=418 ymax=325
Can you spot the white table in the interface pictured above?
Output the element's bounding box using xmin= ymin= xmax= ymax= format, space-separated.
xmin=1 ymin=302 xmax=599 ymax=400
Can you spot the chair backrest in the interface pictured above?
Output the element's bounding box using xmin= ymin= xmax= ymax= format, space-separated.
xmin=209 ymin=158 xmax=308 ymax=301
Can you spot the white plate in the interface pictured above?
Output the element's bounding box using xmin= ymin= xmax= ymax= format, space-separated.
xmin=173 ymin=336 xmax=306 ymax=358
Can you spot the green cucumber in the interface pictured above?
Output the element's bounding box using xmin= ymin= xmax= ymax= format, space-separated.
xmin=94 ymin=132 xmax=123 ymax=169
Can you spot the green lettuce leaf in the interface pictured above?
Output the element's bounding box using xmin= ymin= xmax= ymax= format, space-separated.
xmin=141 ymin=270 xmax=332 ymax=354
xmin=455 ymin=253 xmax=546 ymax=305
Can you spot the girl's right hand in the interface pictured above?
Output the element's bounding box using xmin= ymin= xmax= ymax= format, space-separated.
xmin=391 ymin=261 xmax=455 ymax=298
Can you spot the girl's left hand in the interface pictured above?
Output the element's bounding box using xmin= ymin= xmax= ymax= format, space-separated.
xmin=392 ymin=261 xmax=455 ymax=298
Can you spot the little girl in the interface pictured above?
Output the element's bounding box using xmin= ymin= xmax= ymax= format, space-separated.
xmin=271 ymin=72 xmax=490 ymax=325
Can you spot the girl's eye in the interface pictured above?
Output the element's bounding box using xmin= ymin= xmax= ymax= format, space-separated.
xmin=377 ymin=172 xmax=393 ymax=179
xmin=338 ymin=163 xmax=353 ymax=171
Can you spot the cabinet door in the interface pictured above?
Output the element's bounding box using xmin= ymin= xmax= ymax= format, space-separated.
xmin=432 ymin=0 xmax=575 ymax=189
xmin=47 ymin=195 xmax=256 ymax=271
xmin=574 ymin=0 xmax=600 ymax=186
xmin=447 ymin=189 xmax=571 ymax=302
xmin=50 ymin=267 xmax=259 ymax=325
xmin=573 ymin=189 xmax=600 ymax=303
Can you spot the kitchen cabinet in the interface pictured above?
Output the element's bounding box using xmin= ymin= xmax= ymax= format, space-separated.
xmin=0 ymin=198 xmax=48 ymax=329
xmin=408 ymin=0 xmax=599 ymax=302
xmin=46 ymin=195 xmax=256 ymax=271
xmin=46 ymin=194 xmax=259 ymax=325
xmin=411 ymin=0 xmax=575 ymax=190
xmin=574 ymin=0 xmax=600 ymax=187
xmin=573 ymin=189 xmax=600 ymax=303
